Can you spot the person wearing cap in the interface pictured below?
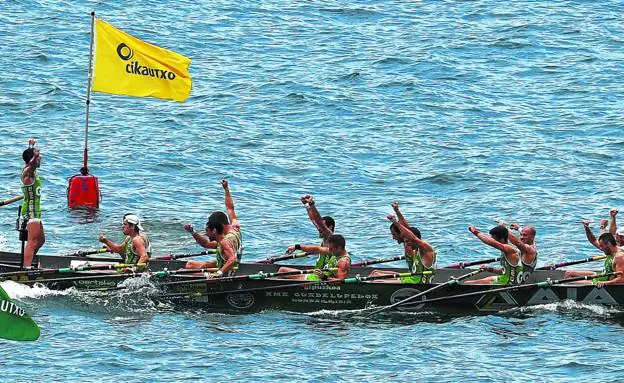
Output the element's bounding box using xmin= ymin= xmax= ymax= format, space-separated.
xmin=184 ymin=179 xmax=242 ymax=271
xmin=98 ymin=214 xmax=152 ymax=265
xmin=20 ymin=138 xmax=45 ymax=268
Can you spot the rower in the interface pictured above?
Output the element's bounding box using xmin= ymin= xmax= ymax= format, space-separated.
xmin=302 ymin=194 xmax=336 ymax=268
xmin=98 ymin=214 xmax=151 ymax=266
xmin=20 ymin=139 xmax=45 ymax=268
xmin=194 ymin=220 xmax=239 ymax=278
xmin=505 ymin=222 xmax=537 ymax=282
xmin=604 ymin=208 xmax=624 ymax=246
xmin=276 ymin=195 xmax=336 ymax=276
xmin=185 ymin=179 xmax=242 ymax=269
xmin=368 ymin=203 xmax=437 ymax=283
xmin=277 ymin=234 xmax=351 ymax=281
xmin=565 ymin=233 xmax=624 ymax=285
xmin=464 ymin=225 xmax=522 ymax=285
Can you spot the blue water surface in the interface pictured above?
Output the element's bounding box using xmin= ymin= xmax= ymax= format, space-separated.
xmin=1 ymin=0 xmax=624 ymax=381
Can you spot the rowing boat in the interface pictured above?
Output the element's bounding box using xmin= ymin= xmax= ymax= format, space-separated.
xmin=1 ymin=250 xmax=621 ymax=314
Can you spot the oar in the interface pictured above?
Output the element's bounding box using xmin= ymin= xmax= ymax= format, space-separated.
xmin=153 ymin=250 xmax=218 ymax=261
xmin=408 ymin=271 xmax=620 ymax=307
xmin=157 ymin=267 xmax=333 ymax=288
xmin=536 ymin=255 xmax=607 ymax=270
xmin=352 ymin=255 xmax=405 ymax=267
xmin=444 ymin=257 xmax=500 ymax=269
xmin=0 ymin=263 xmax=146 ymax=279
xmin=158 ymin=270 xmax=434 ymax=299
xmin=256 ymin=252 xmax=311 ymax=264
xmin=0 ymin=195 xmax=23 ymax=207
xmin=365 ymin=269 xmax=484 ymax=317
xmin=59 ymin=248 xmax=111 ymax=257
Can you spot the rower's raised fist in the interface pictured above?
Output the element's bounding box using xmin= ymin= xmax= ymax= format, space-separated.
xmin=582 ymin=220 xmax=590 ymax=228
xmin=221 ymin=179 xmax=229 ymax=189
xmin=98 ymin=234 xmax=106 ymax=243
xmin=391 ymin=201 xmax=399 ymax=211
xmin=468 ymin=226 xmax=479 ymax=235
xmin=28 ymin=138 xmax=36 ymax=147
xmin=611 ymin=208 xmax=619 ymax=217
xmin=510 ymin=223 xmax=520 ymax=231
xmin=184 ymin=224 xmax=194 ymax=234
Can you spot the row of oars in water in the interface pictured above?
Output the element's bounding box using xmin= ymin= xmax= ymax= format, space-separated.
xmin=0 ymin=249 xmax=614 ymax=316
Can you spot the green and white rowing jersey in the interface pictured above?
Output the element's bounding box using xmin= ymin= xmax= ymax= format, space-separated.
xmin=400 ymin=247 xmax=436 ymax=284
xmin=20 ymin=170 xmax=42 ymax=220
xmin=495 ymin=250 xmax=523 ymax=285
xmin=123 ymin=234 xmax=152 ymax=265
xmin=216 ymin=228 xmax=243 ymax=273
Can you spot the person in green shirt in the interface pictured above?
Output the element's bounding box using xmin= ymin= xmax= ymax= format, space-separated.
xmin=20 ymin=139 xmax=45 ymax=268
xmin=183 ymin=179 xmax=243 ymax=270
xmin=279 ymin=234 xmax=351 ymax=281
xmin=368 ymin=202 xmax=437 ymax=284
xmin=464 ymin=225 xmax=522 ymax=285
xmin=98 ymin=214 xmax=151 ymax=266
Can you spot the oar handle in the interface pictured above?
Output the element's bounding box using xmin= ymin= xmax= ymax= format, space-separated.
xmin=445 ymin=257 xmax=500 ymax=269
xmin=257 ymin=252 xmax=310 ymax=264
xmin=154 ymin=250 xmax=218 ymax=260
xmin=0 ymin=195 xmax=23 ymax=207
xmin=352 ymin=255 xmax=406 ymax=267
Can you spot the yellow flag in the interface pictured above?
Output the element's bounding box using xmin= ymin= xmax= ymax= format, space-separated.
xmin=92 ymin=18 xmax=192 ymax=102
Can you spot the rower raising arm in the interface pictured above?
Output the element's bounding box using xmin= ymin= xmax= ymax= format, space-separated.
xmin=582 ymin=220 xmax=601 ymax=250
xmin=387 ymin=214 xmax=435 ymax=270
xmin=465 ymin=225 xmax=522 ymax=285
xmin=184 ymin=224 xmax=217 ymax=249
xmin=221 ymin=179 xmax=240 ymax=229
xmin=391 ymin=201 xmax=410 ymax=228
xmin=508 ymin=223 xmax=537 ymax=273
xmin=302 ymin=195 xmax=333 ymax=242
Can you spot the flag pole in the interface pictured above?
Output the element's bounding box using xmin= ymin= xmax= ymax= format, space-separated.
xmin=82 ymin=11 xmax=96 ymax=176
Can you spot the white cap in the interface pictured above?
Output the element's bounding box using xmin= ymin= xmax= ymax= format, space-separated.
xmin=616 ymin=227 xmax=624 ymax=236
xmin=124 ymin=214 xmax=144 ymax=232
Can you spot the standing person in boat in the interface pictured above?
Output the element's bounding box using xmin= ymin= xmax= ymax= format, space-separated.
xmin=98 ymin=214 xmax=151 ymax=265
xmin=367 ymin=203 xmax=437 ymax=283
xmin=500 ymin=222 xmax=538 ymax=282
xmin=20 ymin=139 xmax=45 ymax=268
xmin=277 ymin=234 xmax=351 ymax=281
xmin=464 ymin=225 xmax=523 ymax=285
xmin=184 ymin=179 xmax=243 ymax=270
xmin=564 ymin=233 xmax=624 ymax=285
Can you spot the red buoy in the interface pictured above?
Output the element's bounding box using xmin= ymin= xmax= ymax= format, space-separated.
xmin=67 ymin=173 xmax=100 ymax=209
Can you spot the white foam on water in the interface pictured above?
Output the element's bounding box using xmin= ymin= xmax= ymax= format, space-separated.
xmin=518 ymin=299 xmax=620 ymax=315
xmin=0 ymin=280 xmax=71 ymax=299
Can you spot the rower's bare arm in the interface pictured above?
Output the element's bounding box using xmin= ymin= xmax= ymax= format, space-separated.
xmin=304 ymin=195 xmax=332 ymax=239
xmin=288 ymin=244 xmax=327 ymax=255
xmin=468 ymin=226 xmax=511 ymax=253
xmin=194 ymin=233 xmax=218 ymax=249
xmin=609 ymin=208 xmax=618 ymax=235
xmin=133 ymin=236 xmax=149 ymax=264
xmin=507 ymin=231 xmax=530 ymax=253
xmin=583 ymin=221 xmax=601 ymax=250
xmin=22 ymin=150 xmax=39 ymax=182
xmin=98 ymin=235 xmax=127 ymax=255
xmin=184 ymin=224 xmax=217 ymax=249
xmin=335 ymin=258 xmax=351 ymax=279
xmin=391 ymin=201 xmax=410 ymax=228
xmin=219 ymin=242 xmax=237 ymax=273
xmin=221 ymin=179 xmax=239 ymax=225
